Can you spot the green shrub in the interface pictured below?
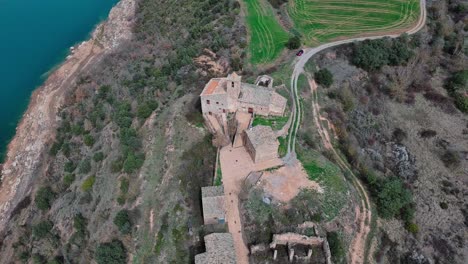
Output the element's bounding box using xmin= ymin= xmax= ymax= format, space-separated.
xmin=117 ymin=195 xmax=126 ymax=205
xmin=71 ymin=124 xmax=85 ymax=135
xmin=78 ymin=158 xmax=92 ymax=174
xmin=32 ymin=254 xmax=45 ymax=264
xmin=286 ymin=36 xmax=301 ymax=50
xmin=83 ymin=134 xmax=95 ymax=147
xmin=50 ymin=140 xmax=63 ymax=156
xmin=113 ymin=210 xmax=132 ymax=234
xmin=81 ymin=175 xmax=96 ymax=192
xmin=119 ymin=128 xmax=141 ymax=152
xmin=352 ymin=37 xmax=412 ymax=71
xmin=315 ymin=69 xmax=333 ymax=87
xmin=327 ymin=232 xmax=345 ymax=263
xmin=32 ymin=220 xmax=53 ymax=239
xmin=63 ymin=174 xmax=75 ymax=188
xmin=93 ymin=152 xmax=105 ymax=162
xmin=137 ymin=100 xmax=159 ymax=119
xmin=441 ymin=150 xmax=460 ymax=168
xmin=47 ymin=257 xmax=63 ymax=264
xmin=123 ymin=152 xmax=145 ymax=173
xmin=35 ymin=186 xmax=55 ymax=211
xmin=455 ymin=94 xmax=468 ymax=113
xmin=113 ymin=101 xmax=133 ymax=129
xmin=376 ymin=177 xmax=412 ymax=219
xmin=111 ymin=157 xmax=124 ymax=173
xmin=73 ymin=214 xmax=87 ymax=234
xmin=120 ymin=178 xmax=129 ymax=194
xmin=95 ymin=240 xmax=127 ymax=264
xmin=64 ymin=161 xmax=76 ymax=173
xmin=311 ymin=213 xmax=322 ymax=222
xmin=18 ymin=251 xmax=30 ymax=262
xmin=440 ymin=202 xmax=448 ymax=209
xmin=97 ymin=85 xmax=111 ymax=100
xmin=445 ymin=70 xmax=468 ymax=93
xmin=338 ymin=86 xmax=355 ymax=112
xmin=406 ymin=222 xmax=419 ymax=234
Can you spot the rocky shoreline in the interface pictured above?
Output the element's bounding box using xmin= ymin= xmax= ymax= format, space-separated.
xmin=0 ymin=0 xmax=136 ymax=233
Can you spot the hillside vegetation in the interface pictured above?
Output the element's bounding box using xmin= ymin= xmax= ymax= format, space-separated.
xmin=302 ymin=0 xmax=467 ymax=262
xmin=0 ymin=0 xmax=246 ymax=263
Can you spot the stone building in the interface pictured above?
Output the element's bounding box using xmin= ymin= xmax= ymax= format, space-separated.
xmin=243 ymin=125 xmax=279 ymax=163
xmin=200 ymin=73 xmax=287 ymax=117
xmin=201 ymin=186 xmax=226 ymax=225
xmin=195 ymin=233 xmax=237 ymax=264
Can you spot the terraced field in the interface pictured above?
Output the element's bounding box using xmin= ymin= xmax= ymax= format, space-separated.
xmin=243 ymin=0 xmax=290 ymax=64
xmin=289 ymin=0 xmax=420 ymax=45
xmin=242 ymin=0 xmax=420 ymax=63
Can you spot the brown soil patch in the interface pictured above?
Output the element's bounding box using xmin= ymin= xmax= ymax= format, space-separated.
xmin=260 ymin=162 xmax=322 ymax=202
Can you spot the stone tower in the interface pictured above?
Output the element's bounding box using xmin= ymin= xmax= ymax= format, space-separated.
xmin=226 ymin=72 xmax=241 ymax=112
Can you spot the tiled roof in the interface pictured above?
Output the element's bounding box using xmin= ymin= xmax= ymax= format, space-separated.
xmin=195 ymin=233 xmax=237 ymax=264
xmin=245 ymin=125 xmax=278 ymax=148
xmin=270 ymin=91 xmax=287 ymax=109
xmin=238 ymin=83 xmax=274 ymax=106
xmin=202 ymin=186 xmax=224 ymax=197
xmin=201 ymin=78 xmax=225 ymax=96
xmin=202 ymin=186 xmax=225 ymax=219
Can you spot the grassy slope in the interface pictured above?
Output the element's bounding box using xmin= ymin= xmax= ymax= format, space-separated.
xmin=243 ymin=0 xmax=290 ymax=64
xmin=288 ymin=0 xmax=420 ymax=45
xmin=296 ymin=145 xmax=348 ymax=221
xmin=252 ymin=115 xmax=289 ymax=130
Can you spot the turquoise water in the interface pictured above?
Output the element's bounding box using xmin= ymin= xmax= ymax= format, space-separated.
xmin=0 ymin=0 xmax=119 ymax=161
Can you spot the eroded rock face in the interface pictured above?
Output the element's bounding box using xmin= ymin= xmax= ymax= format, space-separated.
xmin=0 ymin=0 xmax=137 ymax=233
xmin=388 ymin=143 xmax=417 ymax=182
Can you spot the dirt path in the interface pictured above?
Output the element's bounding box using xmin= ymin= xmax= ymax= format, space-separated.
xmin=309 ymin=78 xmax=371 ymax=263
xmin=220 ymin=145 xmax=283 ymax=264
xmin=286 ymin=1 xmax=426 ymax=263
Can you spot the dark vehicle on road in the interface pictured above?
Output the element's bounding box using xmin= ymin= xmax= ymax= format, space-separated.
xmin=296 ymin=49 xmax=304 ymax=56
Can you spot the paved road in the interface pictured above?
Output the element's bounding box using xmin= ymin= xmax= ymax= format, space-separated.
xmin=287 ymin=0 xmax=427 ymax=156
xmin=286 ymin=1 xmax=426 ymax=263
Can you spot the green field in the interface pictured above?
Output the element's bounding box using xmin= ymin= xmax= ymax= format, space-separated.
xmin=243 ymin=0 xmax=420 ymax=63
xmin=289 ymin=0 xmax=420 ymax=45
xmin=244 ymin=0 xmax=290 ymax=64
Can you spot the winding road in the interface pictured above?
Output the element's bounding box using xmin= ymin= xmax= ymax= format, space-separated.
xmin=286 ymin=0 xmax=426 ymax=263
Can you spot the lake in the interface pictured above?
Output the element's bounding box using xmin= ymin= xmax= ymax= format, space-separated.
xmin=0 ymin=0 xmax=119 ymax=161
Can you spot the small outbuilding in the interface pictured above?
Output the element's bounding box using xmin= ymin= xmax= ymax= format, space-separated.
xmin=201 ymin=186 xmax=226 ymax=225
xmin=243 ymin=125 xmax=279 ymax=163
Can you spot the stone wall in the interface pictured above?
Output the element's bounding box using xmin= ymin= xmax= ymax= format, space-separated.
xmin=238 ymin=101 xmax=270 ymax=116
xmin=201 ymin=93 xmax=229 ymax=114
xmin=243 ymin=132 xmax=257 ymax=162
